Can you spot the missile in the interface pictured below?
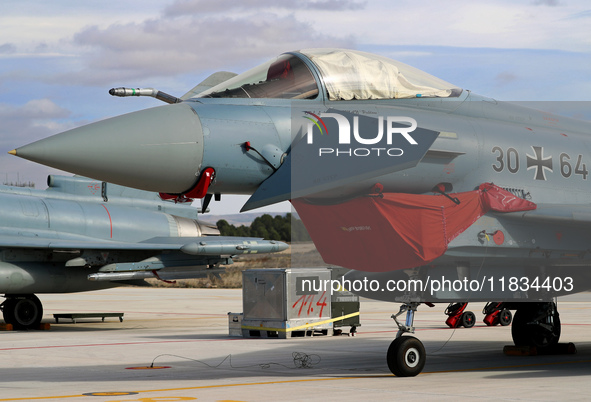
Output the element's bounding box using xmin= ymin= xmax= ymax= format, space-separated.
xmin=87 ymin=268 xmax=223 ymax=282
xmin=180 ymin=239 xmax=287 ymax=255
xmin=88 ymin=271 xmax=157 ymax=281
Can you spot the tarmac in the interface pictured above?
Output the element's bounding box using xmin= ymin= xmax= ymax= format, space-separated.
xmin=2 ymin=287 xmax=591 ymax=401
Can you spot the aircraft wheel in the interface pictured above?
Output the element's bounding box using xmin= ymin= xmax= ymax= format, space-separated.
xmin=499 ymin=309 xmax=512 ymax=326
xmin=2 ymin=299 xmax=16 ymax=325
xmin=386 ymin=336 xmax=426 ymax=377
xmin=512 ymin=304 xmax=560 ymax=348
xmin=461 ymin=311 xmax=476 ymax=328
xmin=2 ymin=295 xmax=43 ymax=329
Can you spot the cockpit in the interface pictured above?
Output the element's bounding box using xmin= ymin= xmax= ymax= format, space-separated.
xmin=197 ymin=48 xmax=462 ymax=101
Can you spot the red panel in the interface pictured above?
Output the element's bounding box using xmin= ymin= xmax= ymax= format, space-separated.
xmin=292 ymin=184 xmax=536 ymax=273
xmin=159 ymin=167 xmax=215 ymax=202
xmin=184 ymin=167 xmax=215 ymax=199
xmin=478 ymin=183 xmax=536 ymax=212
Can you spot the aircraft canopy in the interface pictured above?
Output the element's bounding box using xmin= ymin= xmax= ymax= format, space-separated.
xmin=197 ymin=53 xmax=319 ymax=99
xmin=196 ymin=48 xmax=461 ymax=101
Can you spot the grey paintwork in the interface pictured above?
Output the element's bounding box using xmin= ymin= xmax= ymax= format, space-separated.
xmin=15 ymin=104 xmax=204 ymax=194
xmin=0 ymin=175 xmax=287 ymax=294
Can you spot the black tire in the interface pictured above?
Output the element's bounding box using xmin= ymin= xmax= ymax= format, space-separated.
xmin=499 ymin=309 xmax=512 ymax=326
xmin=3 ymin=295 xmax=43 ymax=329
xmin=386 ymin=336 xmax=426 ymax=377
xmin=461 ymin=311 xmax=476 ymax=328
xmin=512 ymin=304 xmax=560 ymax=348
xmin=2 ymin=298 xmax=16 ymax=326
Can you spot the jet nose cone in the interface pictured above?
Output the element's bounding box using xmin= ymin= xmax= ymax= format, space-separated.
xmin=13 ymin=103 xmax=204 ymax=194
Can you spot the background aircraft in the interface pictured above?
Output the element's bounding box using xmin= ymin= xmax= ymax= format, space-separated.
xmin=0 ymin=174 xmax=287 ymax=330
xmin=11 ymin=48 xmax=591 ymax=376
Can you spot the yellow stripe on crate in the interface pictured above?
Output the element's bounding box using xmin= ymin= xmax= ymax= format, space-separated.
xmin=241 ymin=311 xmax=360 ymax=332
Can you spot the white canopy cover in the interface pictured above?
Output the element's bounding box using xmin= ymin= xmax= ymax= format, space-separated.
xmin=300 ymin=49 xmax=459 ymax=101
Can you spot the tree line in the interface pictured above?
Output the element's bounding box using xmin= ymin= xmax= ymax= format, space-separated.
xmin=216 ymin=213 xmax=310 ymax=242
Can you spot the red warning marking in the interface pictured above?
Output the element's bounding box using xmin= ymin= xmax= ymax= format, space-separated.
xmin=493 ymin=231 xmax=505 ymax=245
xmin=101 ymin=204 xmax=113 ymax=238
xmin=126 ymin=366 xmax=171 ymax=370
xmin=0 ymin=338 xmax=241 ymax=352
xmin=444 ymin=163 xmax=455 ymax=175
xmin=87 ymin=182 xmax=101 ymax=195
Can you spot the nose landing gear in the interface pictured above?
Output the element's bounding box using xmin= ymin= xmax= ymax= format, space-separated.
xmin=386 ymin=302 xmax=431 ymax=377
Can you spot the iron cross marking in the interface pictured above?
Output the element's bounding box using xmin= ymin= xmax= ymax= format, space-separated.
xmin=526 ymin=146 xmax=553 ymax=181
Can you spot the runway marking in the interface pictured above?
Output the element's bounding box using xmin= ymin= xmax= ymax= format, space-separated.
xmin=0 ymin=339 xmax=241 ymax=352
xmin=2 ymin=359 xmax=591 ymax=401
xmin=125 ymin=366 xmax=171 ymax=370
xmin=0 ymin=378 xmax=362 ymax=401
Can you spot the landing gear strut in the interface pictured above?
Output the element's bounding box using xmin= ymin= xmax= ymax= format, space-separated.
xmin=511 ymin=302 xmax=560 ymax=348
xmin=1 ymin=294 xmax=43 ymax=329
xmin=386 ymin=302 xmax=428 ymax=377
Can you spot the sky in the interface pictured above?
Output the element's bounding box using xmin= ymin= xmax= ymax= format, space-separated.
xmin=1 ymin=0 xmax=590 ymax=214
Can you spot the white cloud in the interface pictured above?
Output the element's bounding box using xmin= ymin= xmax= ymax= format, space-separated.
xmin=304 ymin=0 xmax=591 ymax=52
xmin=10 ymin=99 xmax=71 ymax=119
xmin=533 ymin=0 xmax=561 ymax=6
xmin=163 ymin=0 xmax=366 ymax=15
xmin=0 ymin=99 xmax=73 ymax=150
xmin=60 ymin=13 xmax=353 ymax=85
xmin=0 ymin=43 xmax=16 ymax=54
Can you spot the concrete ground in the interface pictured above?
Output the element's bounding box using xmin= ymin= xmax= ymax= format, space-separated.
xmin=1 ymin=287 xmax=590 ymax=401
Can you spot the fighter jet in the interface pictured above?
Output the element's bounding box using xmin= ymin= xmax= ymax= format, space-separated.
xmin=11 ymin=48 xmax=591 ymax=376
xmin=0 ymin=174 xmax=287 ymax=330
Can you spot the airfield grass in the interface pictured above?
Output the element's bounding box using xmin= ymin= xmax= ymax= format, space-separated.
xmin=146 ymin=242 xmax=330 ymax=288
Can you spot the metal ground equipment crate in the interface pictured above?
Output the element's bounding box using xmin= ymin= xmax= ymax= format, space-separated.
xmin=330 ymin=267 xmax=361 ymax=335
xmin=242 ymin=268 xmax=334 ymax=338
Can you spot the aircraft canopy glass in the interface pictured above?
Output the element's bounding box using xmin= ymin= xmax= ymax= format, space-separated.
xmin=197 ymin=54 xmax=319 ymax=99
xmin=300 ymin=48 xmax=461 ymax=100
